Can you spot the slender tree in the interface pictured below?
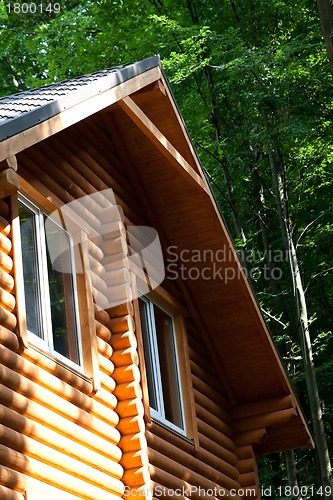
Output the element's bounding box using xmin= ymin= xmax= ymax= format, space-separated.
xmin=285 ymin=450 xmax=303 ymax=500
xmin=269 ymin=149 xmax=333 ymax=499
xmin=316 ymin=0 xmax=333 ymax=77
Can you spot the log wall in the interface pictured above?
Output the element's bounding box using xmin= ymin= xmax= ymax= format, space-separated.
xmin=146 ymin=319 xmax=247 ymax=500
xmin=0 ymin=110 xmax=260 ymax=500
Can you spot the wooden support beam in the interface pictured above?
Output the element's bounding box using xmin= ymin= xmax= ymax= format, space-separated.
xmin=24 ymin=487 xmax=79 ymax=500
xmin=0 ymin=305 xmax=17 ymax=330
xmin=0 ymin=231 xmax=12 ymax=253
xmin=238 ymin=472 xmax=257 ymax=487
xmin=0 ymin=248 xmax=12 ymax=272
xmin=93 ymin=386 xmax=118 ymax=411
xmin=22 ymin=345 xmax=93 ymax=393
xmin=232 ymin=395 xmax=294 ymax=419
xmin=98 ymin=352 xmax=115 ymax=375
xmin=0 ymin=215 xmax=11 ymax=236
xmin=233 ymin=408 xmax=296 ymax=433
xmin=118 ymin=96 xmax=209 ymax=194
xmin=194 ymin=389 xmax=232 ymax=424
xmin=113 ymin=364 xmax=141 ymax=384
xmin=235 ymin=445 xmax=254 ymax=460
xmin=149 ymin=476 xmax=199 ymax=500
xmin=234 ymin=429 xmax=267 ymax=447
xmin=0 ymin=268 xmax=14 ymax=291
xmin=99 ymin=371 xmax=116 ymax=393
xmin=237 ymin=458 xmax=255 ymax=474
xmin=108 ymin=300 xmax=135 ymax=319
xmin=7 ymin=477 xmax=84 ymax=500
xmin=0 ymin=287 xmax=15 ymax=310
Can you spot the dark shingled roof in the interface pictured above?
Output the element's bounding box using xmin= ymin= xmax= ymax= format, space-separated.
xmin=0 ymin=56 xmax=160 ymax=142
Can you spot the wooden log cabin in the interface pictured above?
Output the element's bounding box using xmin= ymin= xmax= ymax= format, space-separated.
xmin=0 ymin=56 xmax=313 ymax=500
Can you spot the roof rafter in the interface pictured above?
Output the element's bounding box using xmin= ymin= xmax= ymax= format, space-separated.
xmin=118 ymin=96 xmax=210 ymax=195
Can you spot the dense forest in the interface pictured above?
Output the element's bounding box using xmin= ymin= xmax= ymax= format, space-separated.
xmin=1 ymin=0 xmax=333 ymax=498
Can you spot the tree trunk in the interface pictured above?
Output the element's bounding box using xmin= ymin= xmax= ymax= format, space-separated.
xmin=250 ymin=163 xmax=294 ymax=348
xmin=269 ymin=150 xmax=333 ymax=499
xmin=185 ymin=0 xmax=254 ymax=279
xmin=285 ymin=450 xmax=303 ymax=500
xmin=316 ymin=0 xmax=333 ymax=77
xmin=290 ymin=234 xmax=333 ymax=499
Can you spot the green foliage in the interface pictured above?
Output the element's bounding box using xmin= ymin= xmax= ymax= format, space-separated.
xmin=1 ymin=0 xmax=333 ymax=491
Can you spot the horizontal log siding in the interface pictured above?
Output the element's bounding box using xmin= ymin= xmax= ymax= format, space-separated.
xmin=0 ymin=116 xmax=148 ymax=499
xmin=146 ymin=316 xmax=243 ymax=499
xmin=0 ymin=205 xmax=124 ymax=500
xmin=235 ymin=446 xmax=260 ymax=500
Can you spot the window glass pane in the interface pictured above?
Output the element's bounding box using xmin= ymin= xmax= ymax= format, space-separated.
xmin=19 ymin=203 xmax=43 ymax=339
xmin=44 ymin=217 xmax=80 ymax=364
xmin=153 ymin=305 xmax=184 ymax=429
xmin=139 ymin=299 xmax=159 ymax=411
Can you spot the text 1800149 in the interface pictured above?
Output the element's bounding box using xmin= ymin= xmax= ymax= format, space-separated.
xmin=6 ymin=3 xmax=61 ymax=14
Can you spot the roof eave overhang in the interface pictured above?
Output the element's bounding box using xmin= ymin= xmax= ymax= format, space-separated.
xmin=0 ymin=56 xmax=162 ymax=162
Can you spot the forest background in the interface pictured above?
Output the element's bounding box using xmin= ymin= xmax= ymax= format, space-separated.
xmin=1 ymin=0 xmax=333 ymax=498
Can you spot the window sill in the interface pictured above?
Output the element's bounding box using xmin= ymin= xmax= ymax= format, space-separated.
xmin=23 ymin=343 xmax=94 ymax=395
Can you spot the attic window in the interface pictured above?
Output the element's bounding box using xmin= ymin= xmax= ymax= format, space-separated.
xmin=18 ymin=194 xmax=82 ymax=369
xmin=139 ymin=296 xmax=185 ymax=434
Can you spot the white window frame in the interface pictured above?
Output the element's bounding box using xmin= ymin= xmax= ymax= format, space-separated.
xmin=18 ymin=193 xmax=83 ymax=372
xmin=139 ymin=295 xmax=186 ymax=436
